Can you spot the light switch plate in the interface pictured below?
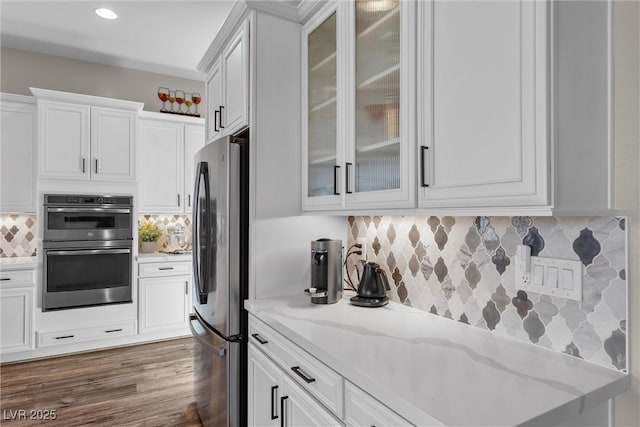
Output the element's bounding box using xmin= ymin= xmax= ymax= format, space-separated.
xmin=516 ymin=255 xmax=583 ymax=301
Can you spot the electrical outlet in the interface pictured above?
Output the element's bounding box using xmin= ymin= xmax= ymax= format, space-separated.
xmin=356 ymin=238 xmax=367 ymax=262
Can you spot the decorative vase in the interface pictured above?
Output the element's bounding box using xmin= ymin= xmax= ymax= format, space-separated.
xmin=140 ymin=241 xmax=156 ymax=253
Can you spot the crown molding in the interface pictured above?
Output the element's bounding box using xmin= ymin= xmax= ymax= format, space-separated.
xmin=29 ymin=87 xmax=144 ymax=111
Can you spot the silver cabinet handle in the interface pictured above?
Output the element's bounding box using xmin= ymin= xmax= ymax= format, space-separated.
xmin=178 ymin=194 xmax=181 ymax=207
xmin=47 ymin=249 xmax=131 ymax=256
xmin=185 ymin=281 xmax=188 ymax=295
xmin=0 ymin=278 xmax=11 ymax=281
xmin=47 ymin=207 xmax=131 ymax=213
xmin=82 ymin=157 xmax=86 ymax=173
xmin=188 ymin=194 xmax=191 ymax=207
xmin=158 ymin=266 xmax=174 ymax=271
xmin=95 ymin=158 xmax=99 ymax=174
xmin=105 ymin=328 xmax=123 ymax=333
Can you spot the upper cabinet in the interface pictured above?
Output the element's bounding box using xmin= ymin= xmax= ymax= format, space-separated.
xmin=138 ymin=113 xmax=205 ymax=214
xmin=30 ymin=88 xmax=142 ymax=182
xmin=0 ymin=94 xmax=37 ymax=213
xmin=302 ymin=0 xmax=415 ymax=211
xmin=417 ymin=0 xmax=547 ymax=210
xmin=206 ymin=20 xmax=250 ymax=141
xmin=301 ymin=0 xmax=612 ymax=215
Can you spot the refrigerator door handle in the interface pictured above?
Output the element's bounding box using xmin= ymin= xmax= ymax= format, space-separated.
xmin=189 ymin=314 xmax=226 ymax=357
xmin=193 ymin=161 xmax=212 ymax=304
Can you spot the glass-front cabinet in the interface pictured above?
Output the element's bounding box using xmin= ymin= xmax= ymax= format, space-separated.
xmin=303 ymin=7 xmax=340 ymax=209
xmin=302 ymin=0 xmax=415 ymax=211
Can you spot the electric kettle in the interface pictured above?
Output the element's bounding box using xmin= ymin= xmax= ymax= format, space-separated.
xmin=350 ymin=262 xmax=390 ymax=307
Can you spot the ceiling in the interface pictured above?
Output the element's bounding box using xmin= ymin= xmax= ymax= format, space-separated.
xmin=0 ymin=1 xmax=237 ymax=81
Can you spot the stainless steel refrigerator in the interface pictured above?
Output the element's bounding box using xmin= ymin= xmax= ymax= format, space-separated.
xmin=190 ymin=134 xmax=249 ymax=427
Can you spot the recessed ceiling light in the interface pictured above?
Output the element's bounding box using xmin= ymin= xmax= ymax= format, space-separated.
xmin=95 ymin=8 xmax=118 ymax=20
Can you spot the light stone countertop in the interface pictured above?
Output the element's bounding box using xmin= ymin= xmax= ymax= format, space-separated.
xmin=0 ymin=256 xmax=39 ymax=271
xmin=136 ymin=252 xmax=192 ymax=263
xmin=245 ymin=295 xmax=629 ymax=427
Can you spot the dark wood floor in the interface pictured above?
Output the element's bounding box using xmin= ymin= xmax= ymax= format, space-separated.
xmin=1 ymin=337 xmax=202 ymax=426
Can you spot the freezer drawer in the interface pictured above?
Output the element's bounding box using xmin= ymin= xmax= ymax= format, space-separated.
xmin=190 ymin=314 xmax=240 ymax=427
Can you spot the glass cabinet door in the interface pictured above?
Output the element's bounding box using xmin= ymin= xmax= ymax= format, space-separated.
xmin=306 ymin=12 xmax=339 ymax=202
xmin=354 ymin=0 xmax=400 ymax=193
xmin=347 ymin=0 xmax=414 ymax=208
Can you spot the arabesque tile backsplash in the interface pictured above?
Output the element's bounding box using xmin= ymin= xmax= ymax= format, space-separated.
xmin=0 ymin=214 xmax=37 ymax=258
xmin=347 ymin=216 xmax=627 ymax=371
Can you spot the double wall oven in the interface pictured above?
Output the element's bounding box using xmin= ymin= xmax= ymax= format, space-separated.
xmin=42 ymin=194 xmax=133 ymax=311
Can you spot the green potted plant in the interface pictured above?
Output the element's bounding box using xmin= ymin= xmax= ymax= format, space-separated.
xmin=138 ymin=222 xmax=163 ymax=253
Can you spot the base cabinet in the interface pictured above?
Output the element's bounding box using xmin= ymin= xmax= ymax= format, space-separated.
xmin=248 ymin=316 xmax=411 ymax=426
xmin=138 ymin=275 xmax=190 ymax=334
xmin=248 ymin=343 xmax=342 ymax=427
xmin=0 ymin=287 xmax=33 ymax=354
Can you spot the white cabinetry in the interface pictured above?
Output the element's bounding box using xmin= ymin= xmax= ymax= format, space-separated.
xmin=249 ymin=315 xmax=410 ymax=426
xmin=138 ymin=113 xmax=205 ymax=213
xmin=248 ymin=343 xmax=342 ymax=427
xmin=31 ymin=88 xmax=142 ymax=182
xmin=205 ymin=19 xmax=249 ymax=141
xmin=0 ymin=268 xmax=35 ymax=354
xmin=301 ymin=1 xmax=611 ymax=215
xmin=137 ymin=259 xmax=191 ymax=335
xmin=302 ymin=1 xmax=415 ymax=211
xmin=0 ymin=94 xmax=36 ymax=212
xmin=417 ymin=0 xmax=547 ymax=210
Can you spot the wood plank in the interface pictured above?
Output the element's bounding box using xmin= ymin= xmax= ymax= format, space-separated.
xmin=0 ymin=338 xmax=202 ymax=426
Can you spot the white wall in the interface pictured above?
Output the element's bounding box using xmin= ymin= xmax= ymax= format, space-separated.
xmin=613 ymin=1 xmax=640 ymax=426
xmin=0 ymin=47 xmax=204 ymax=113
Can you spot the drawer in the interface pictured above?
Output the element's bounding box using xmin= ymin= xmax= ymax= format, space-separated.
xmin=249 ymin=316 xmax=343 ymax=418
xmin=37 ymin=321 xmax=136 ymax=347
xmin=0 ymin=269 xmax=36 ymax=287
xmin=345 ymin=381 xmax=413 ymax=426
xmin=138 ymin=261 xmax=191 ymax=277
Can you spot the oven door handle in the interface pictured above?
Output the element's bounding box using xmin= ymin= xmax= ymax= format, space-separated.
xmin=47 ymin=249 xmax=131 ymax=256
xmin=46 ymin=207 xmax=132 ymax=214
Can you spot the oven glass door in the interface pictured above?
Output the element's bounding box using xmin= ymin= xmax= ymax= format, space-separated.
xmin=44 ymin=246 xmax=132 ymax=310
xmin=45 ymin=207 xmax=132 ymax=241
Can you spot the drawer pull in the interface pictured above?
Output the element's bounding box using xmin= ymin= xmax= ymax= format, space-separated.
xmin=280 ymin=396 xmax=288 ymax=427
xmin=291 ymin=366 xmax=316 ymax=383
xmin=251 ymin=333 xmax=268 ymax=345
xmin=270 ymin=385 xmax=279 ymax=420
xmin=105 ymin=328 xmax=123 ymax=333
xmin=0 ymin=278 xmax=11 ymax=281
xmin=158 ymin=267 xmax=174 ymax=271
xmin=55 ymin=335 xmax=74 ymax=340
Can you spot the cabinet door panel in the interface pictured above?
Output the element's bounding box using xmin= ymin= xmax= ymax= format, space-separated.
xmin=221 ymin=20 xmax=249 ymax=135
xmin=283 ymin=376 xmax=343 ymax=427
xmin=302 ymin=6 xmax=343 ymax=210
xmin=184 ymin=124 xmax=206 ymax=212
xmin=207 ymin=59 xmax=222 ymax=141
xmin=138 ymin=119 xmax=184 ymax=213
xmin=91 ymin=107 xmax=136 ymax=181
xmin=419 ymin=0 xmax=548 ymax=208
xmin=0 ymin=101 xmax=36 ymax=212
xmin=39 ymin=101 xmax=90 ymax=180
xmin=248 ymin=344 xmax=282 ymax=427
xmin=138 ymin=275 xmax=189 ymax=334
xmin=0 ymin=288 xmax=33 ymax=354
xmin=345 ymin=0 xmax=415 ymax=209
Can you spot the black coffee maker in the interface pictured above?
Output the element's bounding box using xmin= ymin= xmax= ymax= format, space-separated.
xmin=350 ymin=262 xmax=390 ymax=307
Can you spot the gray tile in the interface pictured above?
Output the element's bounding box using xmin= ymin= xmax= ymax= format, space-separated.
xmin=603 ymin=329 xmax=626 ymax=371
xmin=482 ymin=300 xmax=501 ymax=330
xmin=523 ymin=311 xmax=546 ymax=343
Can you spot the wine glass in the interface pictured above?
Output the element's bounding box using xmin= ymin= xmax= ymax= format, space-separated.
xmin=184 ymin=93 xmax=194 ymax=115
xmin=168 ymin=90 xmax=176 ymax=112
xmin=175 ymin=90 xmax=185 ymax=114
xmin=157 ymin=87 xmax=169 ymax=112
xmin=192 ymin=92 xmax=201 ymax=116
